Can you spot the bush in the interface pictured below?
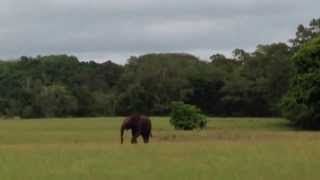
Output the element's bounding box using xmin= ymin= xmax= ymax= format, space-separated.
xmin=281 ymin=37 xmax=320 ymax=129
xmin=170 ymin=101 xmax=207 ymax=130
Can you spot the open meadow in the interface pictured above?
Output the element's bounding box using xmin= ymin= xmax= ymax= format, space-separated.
xmin=0 ymin=117 xmax=320 ymax=180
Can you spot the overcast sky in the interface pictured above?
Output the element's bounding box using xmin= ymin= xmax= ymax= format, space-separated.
xmin=0 ymin=0 xmax=319 ymax=64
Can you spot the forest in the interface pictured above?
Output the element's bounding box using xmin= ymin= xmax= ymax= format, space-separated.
xmin=0 ymin=18 xmax=319 ymax=119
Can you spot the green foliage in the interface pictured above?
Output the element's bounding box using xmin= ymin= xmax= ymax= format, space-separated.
xmin=281 ymin=37 xmax=320 ymax=129
xmin=170 ymin=101 xmax=207 ymax=130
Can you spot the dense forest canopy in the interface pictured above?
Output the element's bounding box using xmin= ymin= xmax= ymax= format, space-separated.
xmin=0 ymin=18 xmax=319 ymax=118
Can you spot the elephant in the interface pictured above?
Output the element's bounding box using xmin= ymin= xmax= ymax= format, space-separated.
xmin=120 ymin=115 xmax=152 ymax=144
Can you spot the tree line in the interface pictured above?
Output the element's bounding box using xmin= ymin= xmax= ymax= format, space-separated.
xmin=0 ymin=18 xmax=319 ymax=119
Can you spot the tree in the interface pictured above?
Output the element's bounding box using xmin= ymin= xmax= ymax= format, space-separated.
xmin=91 ymin=91 xmax=117 ymax=116
xmin=210 ymin=53 xmax=227 ymax=62
xmin=115 ymin=53 xmax=202 ymax=115
xmin=289 ymin=18 xmax=320 ymax=52
xmin=245 ymin=43 xmax=294 ymax=115
xmin=35 ymin=85 xmax=78 ymax=117
xmin=281 ymin=37 xmax=320 ymax=129
xmin=186 ymin=63 xmax=226 ymax=115
xmin=232 ymin=48 xmax=250 ymax=61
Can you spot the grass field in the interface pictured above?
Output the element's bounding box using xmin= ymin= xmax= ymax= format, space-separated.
xmin=0 ymin=117 xmax=320 ymax=180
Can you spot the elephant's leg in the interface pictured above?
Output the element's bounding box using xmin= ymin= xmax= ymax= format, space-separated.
xmin=131 ymin=136 xmax=138 ymax=144
xmin=142 ymin=129 xmax=151 ymax=144
xmin=142 ymin=134 xmax=149 ymax=144
xmin=131 ymin=129 xmax=140 ymax=144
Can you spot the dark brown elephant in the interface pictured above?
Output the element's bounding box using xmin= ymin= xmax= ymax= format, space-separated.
xmin=120 ymin=115 xmax=152 ymax=144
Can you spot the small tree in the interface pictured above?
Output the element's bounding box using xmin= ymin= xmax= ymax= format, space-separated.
xmin=170 ymin=101 xmax=207 ymax=130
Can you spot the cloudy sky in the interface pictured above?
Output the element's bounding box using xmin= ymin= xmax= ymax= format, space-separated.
xmin=0 ymin=0 xmax=319 ymax=64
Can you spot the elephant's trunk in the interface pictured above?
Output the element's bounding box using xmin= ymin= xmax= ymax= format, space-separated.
xmin=120 ymin=125 xmax=125 ymax=144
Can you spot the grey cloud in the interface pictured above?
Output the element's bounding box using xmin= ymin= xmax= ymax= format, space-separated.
xmin=0 ymin=0 xmax=319 ymax=63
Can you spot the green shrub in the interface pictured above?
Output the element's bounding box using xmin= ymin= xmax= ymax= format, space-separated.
xmin=170 ymin=101 xmax=207 ymax=130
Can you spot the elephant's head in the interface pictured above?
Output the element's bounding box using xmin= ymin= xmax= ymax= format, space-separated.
xmin=120 ymin=118 xmax=130 ymax=144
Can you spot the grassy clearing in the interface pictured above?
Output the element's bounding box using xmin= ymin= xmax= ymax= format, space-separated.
xmin=0 ymin=117 xmax=319 ymax=180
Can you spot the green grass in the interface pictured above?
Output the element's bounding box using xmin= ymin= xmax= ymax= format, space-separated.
xmin=0 ymin=117 xmax=319 ymax=180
